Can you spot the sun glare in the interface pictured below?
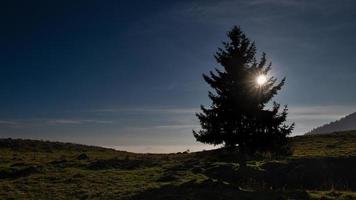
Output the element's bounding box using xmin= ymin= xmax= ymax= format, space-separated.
xmin=256 ymin=74 xmax=267 ymax=86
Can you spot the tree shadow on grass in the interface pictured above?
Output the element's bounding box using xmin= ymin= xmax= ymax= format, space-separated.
xmin=127 ymin=179 xmax=310 ymax=200
xmin=136 ymin=156 xmax=356 ymax=200
xmin=200 ymin=156 xmax=356 ymax=191
xmin=260 ymin=157 xmax=356 ymax=191
xmin=126 ymin=155 xmax=356 ymax=200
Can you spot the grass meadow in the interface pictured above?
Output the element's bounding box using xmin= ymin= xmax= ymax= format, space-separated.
xmin=1 ymin=130 xmax=356 ymax=199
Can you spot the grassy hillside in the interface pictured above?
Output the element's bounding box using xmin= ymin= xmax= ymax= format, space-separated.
xmin=292 ymin=130 xmax=356 ymax=157
xmin=1 ymin=131 xmax=356 ymax=200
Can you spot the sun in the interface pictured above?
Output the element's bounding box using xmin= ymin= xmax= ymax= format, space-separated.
xmin=256 ymin=74 xmax=267 ymax=86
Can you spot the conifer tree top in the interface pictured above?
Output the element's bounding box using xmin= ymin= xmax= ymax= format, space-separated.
xmin=193 ymin=26 xmax=294 ymax=156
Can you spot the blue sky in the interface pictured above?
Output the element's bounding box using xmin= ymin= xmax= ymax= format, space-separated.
xmin=1 ymin=0 xmax=356 ymax=152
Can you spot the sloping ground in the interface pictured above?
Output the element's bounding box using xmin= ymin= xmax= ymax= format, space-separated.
xmin=0 ymin=132 xmax=356 ymax=199
xmin=307 ymin=112 xmax=356 ymax=135
xmin=292 ymin=130 xmax=356 ymax=157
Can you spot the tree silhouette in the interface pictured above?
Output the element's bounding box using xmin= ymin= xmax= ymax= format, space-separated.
xmin=193 ymin=26 xmax=294 ymax=159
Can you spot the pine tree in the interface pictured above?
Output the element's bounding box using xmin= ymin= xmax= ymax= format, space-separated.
xmin=193 ymin=26 xmax=294 ymax=157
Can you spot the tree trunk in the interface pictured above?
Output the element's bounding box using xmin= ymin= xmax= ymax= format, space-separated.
xmin=239 ymin=154 xmax=247 ymax=168
xmin=238 ymin=146 xmax=247 ymax=168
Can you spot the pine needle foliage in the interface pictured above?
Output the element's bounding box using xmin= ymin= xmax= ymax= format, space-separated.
xmin=193 ymin=26 xmax=294 ymax=156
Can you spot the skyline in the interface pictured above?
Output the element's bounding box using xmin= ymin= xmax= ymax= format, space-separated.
xmin=1 ymin=0 xmax=356 ymax=152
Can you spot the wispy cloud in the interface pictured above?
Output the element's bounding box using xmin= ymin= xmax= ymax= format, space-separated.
xmin=91 ymin=107 xmax=199 ymax=115
xmin=0 ymin=118 xmax=114 ymax=127
xmin=153 ymin=124 xmax=199 ymax=129
xmin=288 ymin=105 xmax=354 ymax=119
xmin=123 ymin=124 xmax=199 ymax=132
xmin=246 ymin=0 xmax=303 ymax=7
xmin=0 ymin=120 xmax=18 ymax=125
xmin=47 ymin=119 xmax=113 ymax=125
xmin=47 ymin=119 xmax=82 ymax=125
xmin=0 ymin=120 xmax=21 ymax=128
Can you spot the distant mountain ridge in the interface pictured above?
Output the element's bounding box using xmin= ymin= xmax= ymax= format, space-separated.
xmin=306 ymin=112 xmax=356 ymax=135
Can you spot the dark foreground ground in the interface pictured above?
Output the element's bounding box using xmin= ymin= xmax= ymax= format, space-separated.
xmin=1 ymin=130 xmax=356 ymax=199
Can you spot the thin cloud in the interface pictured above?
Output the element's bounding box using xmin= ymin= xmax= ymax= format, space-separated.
xmin=288 ymin=105 xmax=355 ymax=117
xmin=246 ymin=0 xmax=302 ymax=7
xmin=47 ymin=119 xmax=113 ymax=125
xmin=47 ymin=120 xmax=82 ymax=125
xmin=81 ymin=120 xmax=113 ymax=124
xmin=0 ymin=120 xmax=21 ymax=128
xmin=153 ymin=124 xmax=199 ymax=129
xmin=0 ymin=120 xmax=18 ymax=125
xmin=120 ymin=124 xmax=199 ymax=132
xmin=91 ymin=107 xmax=199 ymax=114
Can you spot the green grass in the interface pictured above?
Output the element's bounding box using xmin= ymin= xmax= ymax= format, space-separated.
xmin=291 ymin=130 xmax=356 ymax=157
xmin=1 ymin=131 xmax=356 ymax=199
